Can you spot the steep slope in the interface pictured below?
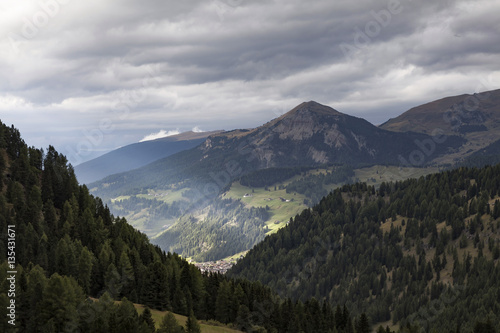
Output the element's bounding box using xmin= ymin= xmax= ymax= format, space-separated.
xmin=75 ymin=130 xmax=220 ymax=184
xmin=228 ymin=165 xmax=500 ymax=331
xmin=380 ymin=89 xmax=500 ymax=163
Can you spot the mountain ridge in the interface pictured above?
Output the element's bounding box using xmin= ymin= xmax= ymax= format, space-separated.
xmin=379 ymin=89 xmax=500 ymax=135
xmin=75 ymin=130 xmax=222 ymax=184
xmin=380 ymin=89 xmax=500 ymax=164
xmin=90 ymin=100 xmax=464 ymax=200
xmin=195 ymin=100 xmax=463 ymax=169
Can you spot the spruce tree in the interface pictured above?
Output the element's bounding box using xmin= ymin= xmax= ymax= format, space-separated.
xmin=356 ymin=313 xmax=370 ymax=333
xmin=157 ymin=312 xmax=184 ymax=333
xmin=139 ymin=307 xmax=156 ymax=332
xmin=186 ymin=312 xmax=201 ymax=333
xmin=215 ymin=280 xmax=233 ymax=324
xmin=78 ymin=247 xmax=94 ymax=294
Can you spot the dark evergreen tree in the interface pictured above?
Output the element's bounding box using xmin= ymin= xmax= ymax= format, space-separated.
xmin=186 ymin=312 xmax=201 ymax=333
xmin=157 ymin=312 xmax=184 ymax=333
xmin=356 ymin=313 xmax=370 ymax=333
xmin=139 ymin=307 xmax=156 ymax=333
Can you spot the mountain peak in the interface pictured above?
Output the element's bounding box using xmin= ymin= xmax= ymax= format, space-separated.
xmin=284 ymin=101 xmax=343 ymax=118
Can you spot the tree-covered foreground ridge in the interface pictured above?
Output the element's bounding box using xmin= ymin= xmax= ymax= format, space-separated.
xmin=229 ymin=162 xmax=500 ymax=331
xmin=0 ymin=119 xmax=498 ymax=333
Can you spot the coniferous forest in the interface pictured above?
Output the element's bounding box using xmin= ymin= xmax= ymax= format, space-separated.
xmin=229 ymin=165 xmax=500 ymax=332
xmin=1 ymin=118 xmax=499 ymax=332
xmin=0 ymin=122 xmax=370 ymax=332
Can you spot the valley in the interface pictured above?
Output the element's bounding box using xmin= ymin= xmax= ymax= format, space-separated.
xmin=83 ymin=98 xmax=473 ymax=264
xmin=102 ymin=164 xmax=440 ymax=263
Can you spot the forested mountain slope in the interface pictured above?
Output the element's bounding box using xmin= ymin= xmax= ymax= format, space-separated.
xmin=0 ymin=120 xmax=374 ymax=333
xmin=229 ymin=164 xmax=500 ymax=332
xmin=458 ymin=138 xmax=500 ymax=168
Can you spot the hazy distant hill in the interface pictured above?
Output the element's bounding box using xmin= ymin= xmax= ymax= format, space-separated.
xmin=74 ymin=130 xmax=221 ymax=184
xmin=380 ymin=89 xmax=500 ymax=164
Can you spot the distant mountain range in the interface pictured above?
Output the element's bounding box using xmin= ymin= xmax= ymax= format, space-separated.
xmin=196 ymin=101 xmax=464 ymax=168
xmin=74 ymin=130 xmax=221 ymax=184
xmin=83 ymin=89 xmax=500 ymax=190
xmin=89 ymin=101 xmax=465 ymax=199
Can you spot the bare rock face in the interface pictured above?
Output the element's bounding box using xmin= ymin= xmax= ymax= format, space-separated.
xmin=324 ymin=124 xmax=347 ymax=148
xmin=274 ymin=110 xmax=317 ymax=141
xmin=307 ymin=147 xmax=328 ymax=164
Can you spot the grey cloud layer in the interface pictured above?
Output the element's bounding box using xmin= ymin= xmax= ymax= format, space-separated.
xmin=0 ymin=0 xmax=499 ymax=163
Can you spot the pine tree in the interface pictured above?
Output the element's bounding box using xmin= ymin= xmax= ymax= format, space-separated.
xmin=236 ymin=304 xmax=252 ymax=331
xmin=335 ymin=305 xmax=344 ymax=329
xmin=215 ymin=280 xmax=233 ymax=324
xmin=142 ymin=261 xmax=170 ymax=311
xmin=40 ymin=273 xmax=84 ymax=332
xmin=104 ymin=263 xmax=122 ymax=298
xmin=78 ymin=247 xmax=94 ymax=294
xmin=186 ymin=312 xmax=201 ymax=333
xmin=116 ymin=297 xmax=140 ymax=332
xmin=140 ymin=307 xmax=156 ymax=333
xmin=157 ymin=312 xmax=185 ymax=333
xmin=118 ymin=250 xmax=135 ymax=296
xmin=356 ymin=313 xmax=370 ymax=333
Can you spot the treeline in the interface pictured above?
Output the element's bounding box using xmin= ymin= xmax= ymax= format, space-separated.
xmin=239 ymin=166 xmax=312 ymax=188
xmin=109 ymin=195 xmax=188 ymax=229
xmin=456 ymin=138 xmax=500 ymax=169
xmin=229 ymin=165 xmax=500 ymax=331
xmin=153 ymin=198 xmax=270 ymax=261
xmin=1 ymin=120 xmax=370 ymax=333
xmin=286 ymin=165 xmax=354 ymax=203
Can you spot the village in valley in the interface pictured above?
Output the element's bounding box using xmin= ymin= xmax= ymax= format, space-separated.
xmin=192 ymin=259 xmax=236 ymax=274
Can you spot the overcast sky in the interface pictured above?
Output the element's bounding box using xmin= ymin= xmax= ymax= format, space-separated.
xmin=1 ymin=0 xmax=499 ymax=164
